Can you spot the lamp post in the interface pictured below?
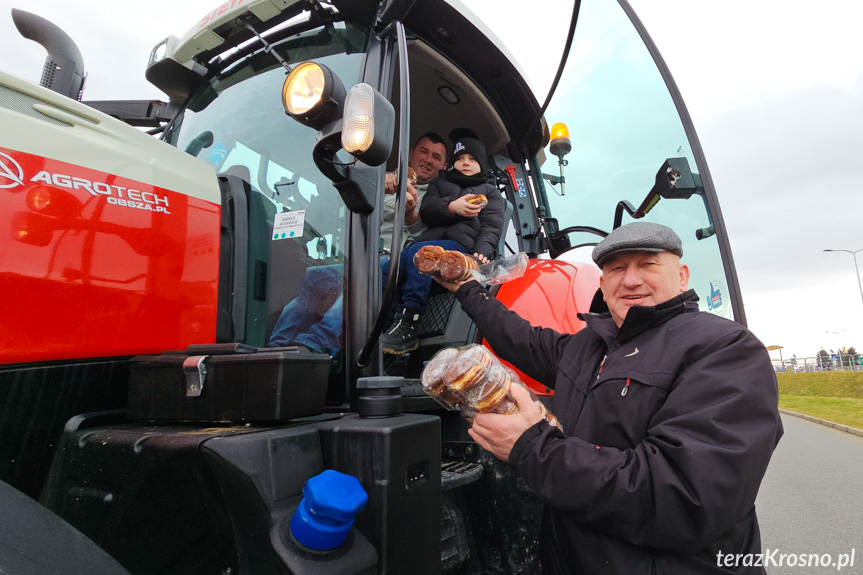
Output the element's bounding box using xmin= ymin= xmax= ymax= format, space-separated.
xmin=824 ymin=248 xmax=863 ymax=307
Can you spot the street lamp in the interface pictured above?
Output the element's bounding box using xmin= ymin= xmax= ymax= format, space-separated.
xmin=823 ymin=248 xmax=863 ymax=307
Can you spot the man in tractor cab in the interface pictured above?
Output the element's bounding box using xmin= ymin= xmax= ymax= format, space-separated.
xmin=380 ymin=132 xmax=449 ymax=252
xmin=380 ymin=137 xmax=505 ymax=354
xmin=435 ymin=222 xmax=783 ymax=574
xmin=268 ymin=133 xmax=448 ymax=354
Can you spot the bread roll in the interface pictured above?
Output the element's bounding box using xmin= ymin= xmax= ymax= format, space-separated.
xmin=421 ymin=347 xmax=461 ymax=407
xmin=420 ymin=344 xmax=563 ymax=431
xmin=445 ymin=355 xmax=491 ymax=395
xmin=414 ymin=245 xmax=445 ymax=275
xmin=439 ymin=251 xmax=479 ymax=282
xmin=466 ymin=194 xmax=487 ymax=208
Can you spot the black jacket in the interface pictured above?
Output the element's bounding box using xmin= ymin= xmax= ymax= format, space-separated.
xmin=417 ymin=170 xmax=504 ymax=258
xmin=455 ymin=285 xmax=783 ymax=574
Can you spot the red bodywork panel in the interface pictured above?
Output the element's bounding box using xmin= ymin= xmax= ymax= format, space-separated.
xmin=0 ymin=147 xmax=221 ymax=364
xmin=483 ymin=258 xmax=602 ymax=396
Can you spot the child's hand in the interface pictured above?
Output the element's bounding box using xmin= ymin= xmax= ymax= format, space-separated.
xmin=473 ymin=253 xmax=490 ymax=265
xmin=448 ymin=196 xmax=482 ymax=217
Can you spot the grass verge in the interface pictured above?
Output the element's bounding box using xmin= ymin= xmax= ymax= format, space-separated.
xmin=776 ymin=372 xmax=863 ymax=398
xmin=778 ymin=397 xmax=863 ymax=430
xmin=776 ymin=373 xmax=863 ymax=430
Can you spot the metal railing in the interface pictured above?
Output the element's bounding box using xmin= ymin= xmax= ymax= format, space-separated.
xmin=771 ymin=354 xmax=862 ymax=373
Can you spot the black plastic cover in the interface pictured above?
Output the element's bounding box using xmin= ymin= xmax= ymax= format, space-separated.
xmin=316 ymin=414 xmax=442 ymax=574
xmin=356 ymin=376 xmax=404 ymax=417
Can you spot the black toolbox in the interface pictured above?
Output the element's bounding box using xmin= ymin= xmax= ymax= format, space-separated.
xmin=128 ymin=343 xmax=330 ymax=423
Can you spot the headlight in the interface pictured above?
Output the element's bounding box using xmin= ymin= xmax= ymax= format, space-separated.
xmin=283 ymin=62 xmax=325 ymax=114
xmin=282 ymin=62 xmax=345 ymax=129
xmin=340 ymin=83 xmax=394 ymax=166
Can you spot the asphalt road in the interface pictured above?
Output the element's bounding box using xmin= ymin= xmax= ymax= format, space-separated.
xmin=755 ymin=415 xmax=863 ymax=573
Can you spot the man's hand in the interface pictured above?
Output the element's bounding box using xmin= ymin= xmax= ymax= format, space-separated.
xmin=433 ymin=275 xmax=470 ymax=293
xmin=404 ymin=184 xmax=419 ymax=225
xmin=385 ymin=172 xmax=398 ymax=194
xmin=468 ymin=383 xmax=543 ymax=462
xmin=404 ymin=184 xmax=418 ymax=212
xmin=448 ymin=196 xmax=482 ymax=217
xmin=385 ymin=171 xmax=419 ymax=223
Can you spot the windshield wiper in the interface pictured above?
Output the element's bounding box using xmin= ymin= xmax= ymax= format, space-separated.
xmin=211 ymin=4 xmax=338 ymax=75
xmin=239 ymin=17 xmax=293 ymax=72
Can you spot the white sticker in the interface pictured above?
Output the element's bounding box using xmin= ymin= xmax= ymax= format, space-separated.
xmin=273 ymin=210 xmax=305 ymax=240
xmin=707 ymin=279 xmax=729 ymax=317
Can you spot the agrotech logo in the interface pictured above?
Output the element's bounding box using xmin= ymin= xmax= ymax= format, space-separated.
xmin=0 ymin=149 xmax=172 ymax=215
xmin=0 ymin=151 xmax=25 ymax=189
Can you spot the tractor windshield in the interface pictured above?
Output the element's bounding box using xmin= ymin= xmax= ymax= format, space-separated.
xmin=540 ymin=0 xmax=737 ymax=320
xmin=163 ymin=20 xmax=369 ymax=354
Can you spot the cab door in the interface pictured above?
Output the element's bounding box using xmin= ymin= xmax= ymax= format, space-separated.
xmin=534 ymin=0 xmax=745 ymax=323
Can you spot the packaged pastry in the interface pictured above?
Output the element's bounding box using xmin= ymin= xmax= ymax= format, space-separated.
xmin=417 ymin=250 xmax=528 ymax=287
xmin=474 ymin=252 xmax=529 ymax=285
xmin=466 ymin=193 xmax=488 ymax=208
xmin=438 ymin=251 xmax=479 ymax=282
xmin=407 ymin=167 xmax=417 ymax=185
xmin=537 ymin=402 xmax=561 ymax=431
xmin=420 ymin=347 xmax=461 ymax=410
xmin=444 ymin=344 xmax=494 ymax=399
xmin=414 ymin=245 xmax=446 ymax=275
xmin=420 ymin=344 xmax=563 ymax=431
xmin=460 ymin=405 xmax=477 ymax=424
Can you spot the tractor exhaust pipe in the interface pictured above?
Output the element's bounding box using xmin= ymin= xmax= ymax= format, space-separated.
xmin=11 ymin=8 xmax=86 ymax=101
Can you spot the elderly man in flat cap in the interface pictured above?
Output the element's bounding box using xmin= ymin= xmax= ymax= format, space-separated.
xmin=436 ymin=221 xmax=783 ymax=575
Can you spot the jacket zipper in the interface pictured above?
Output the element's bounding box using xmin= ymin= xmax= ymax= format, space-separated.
xmin=596 ymin=355 xmax=606 ymax=379
xmin=621 ymin=378 xmax=630 ymax=397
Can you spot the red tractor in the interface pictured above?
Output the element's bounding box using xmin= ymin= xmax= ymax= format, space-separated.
xmin=0 ymin=1 xmax=744 ymax=573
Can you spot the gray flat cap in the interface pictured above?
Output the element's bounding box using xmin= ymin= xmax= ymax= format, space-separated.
xmin=592 ymin=222 xmax=682 ymax=268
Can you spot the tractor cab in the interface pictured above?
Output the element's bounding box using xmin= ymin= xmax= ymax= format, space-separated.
xmin=147 ymin=0 xmax=744 ymax=399
xmin=148 ymin=0 xmax=557 ymax=403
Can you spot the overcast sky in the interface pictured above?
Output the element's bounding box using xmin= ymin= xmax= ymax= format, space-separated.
xmin=2 ymin=0 xmax=862 ymax=362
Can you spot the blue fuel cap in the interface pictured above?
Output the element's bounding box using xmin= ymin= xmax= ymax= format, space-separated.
xmin=290 ymin=469 xmax=368 ymax=550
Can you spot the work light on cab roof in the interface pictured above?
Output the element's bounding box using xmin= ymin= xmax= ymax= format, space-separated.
xmin=281 ymin=62 xmax=345 ymax=129
xmin=341 ymin=83 xmax=394 ymax=167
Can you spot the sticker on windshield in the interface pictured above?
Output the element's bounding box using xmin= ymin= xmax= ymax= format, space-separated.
xmin=707 ymin=280 xmax=729 ymax=316
xmin=273 ymin=210 xmax=305 ymax=240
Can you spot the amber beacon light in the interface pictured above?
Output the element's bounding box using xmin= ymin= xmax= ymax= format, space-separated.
xmin=547 ymin=122 xmax=572 ymax=195
xmin=549 ymin=123 xmax=571 ymax=157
